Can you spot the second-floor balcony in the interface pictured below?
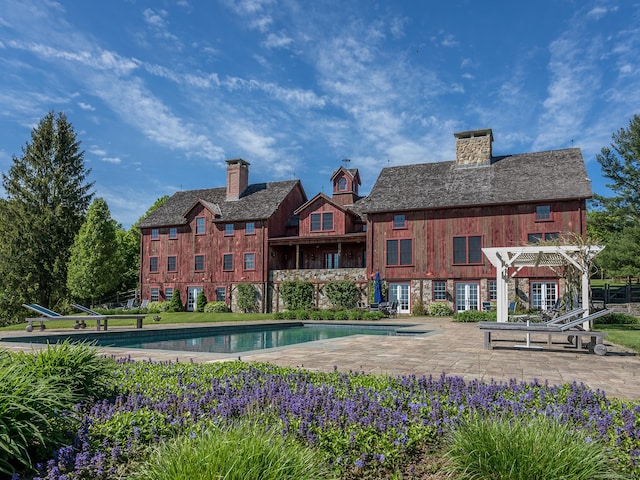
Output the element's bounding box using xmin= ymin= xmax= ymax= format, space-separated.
xmin=269 ymin=232 xmax=366 ymax=271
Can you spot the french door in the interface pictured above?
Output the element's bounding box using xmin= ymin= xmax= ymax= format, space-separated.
xmin=187 ymin=287 xmax=203 ymax=312
xmin=455 ymin=282 xmax=480 ymax=312
xmin=531 ymin=282 xmax=557 ymax=310
xmin=388 ymin=283 xmax=410 ymax=314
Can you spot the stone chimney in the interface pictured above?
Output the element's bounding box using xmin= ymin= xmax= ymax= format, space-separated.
xmin=454 ymin=129 xmax=493 ymax=168
xmin=225 ymin=158 xmax=250 ymax=200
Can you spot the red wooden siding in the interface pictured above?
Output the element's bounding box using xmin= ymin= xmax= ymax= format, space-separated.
xmin=367 ymin=199 xmax=587 ymax=282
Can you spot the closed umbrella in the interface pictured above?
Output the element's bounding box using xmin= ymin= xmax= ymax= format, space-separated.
xmin=374 ymin=271 xmax=383 ymax=303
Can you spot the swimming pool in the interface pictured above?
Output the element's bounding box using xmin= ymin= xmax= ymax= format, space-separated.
xmin=2 ymin=322 xmax=425 ymax=354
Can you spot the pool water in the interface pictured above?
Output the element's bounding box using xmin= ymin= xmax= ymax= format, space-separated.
xmin=3 ymin=323 xmax=421 ymax=354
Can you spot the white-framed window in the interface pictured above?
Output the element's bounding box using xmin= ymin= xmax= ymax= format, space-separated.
xmin=225 ymin=223 xmax=234 ymax=236
xmin=169 ymin=227 xmax=178 ymax=239
xmin=488 ymin=281 xmax=497 ymax=301
xmin=245 ymin=222 xmax=255 ymax=234
xmin=433 ymin=281 xmax=447 ymax=301
xmin=150 ymin=288 xmax=160 ymax=302
xmin=223 ymin=254 xmax=233 ymax=271
xmin=167 ymin=256 xmax=177 ymax=272
xmin=149 ymin=257 xmax=158 ymax=272
xmin=151 ymin=228 xmax=159 ymax=240
xmin=165 ymin=287 xmax=174 ymax=301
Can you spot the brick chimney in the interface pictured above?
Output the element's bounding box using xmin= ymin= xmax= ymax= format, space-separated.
xmin=225 ymin=158 xmax=250 ymax=200
xmin=454 ymin=129 xmax=493 ymax=168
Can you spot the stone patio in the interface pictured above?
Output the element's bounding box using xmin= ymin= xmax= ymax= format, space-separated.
xmin=1 ymin=317 xmax=638 ymax=401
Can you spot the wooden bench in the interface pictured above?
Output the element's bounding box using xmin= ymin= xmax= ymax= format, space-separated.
xmin=478 ymin=309 xmax=613 ymax=356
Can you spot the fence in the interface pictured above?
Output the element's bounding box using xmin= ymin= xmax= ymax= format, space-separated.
xmin=592 ymin=283 xmax=640 ymax=304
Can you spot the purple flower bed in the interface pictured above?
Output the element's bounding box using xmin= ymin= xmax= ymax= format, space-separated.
xmin=22 ymin=360 xmax=640 ymax=479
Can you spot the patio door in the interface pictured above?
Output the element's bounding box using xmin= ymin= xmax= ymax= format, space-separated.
xmin=531 ymin=281 xmax=557 ymax=310
xmin=456 ymin=282 xmax=479 ymax=312
xmin=187 ymin=287 xmax=203 ymax=312
xmin=389 ymin=283 xmax=410 ymax=314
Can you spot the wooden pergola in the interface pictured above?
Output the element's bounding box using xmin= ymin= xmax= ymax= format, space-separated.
xmin=482 ymin=245 xmax=604 ymax=329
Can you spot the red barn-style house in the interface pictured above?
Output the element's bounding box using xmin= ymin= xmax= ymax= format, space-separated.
xmin=137 ymin=129 xmax=592 ymax=313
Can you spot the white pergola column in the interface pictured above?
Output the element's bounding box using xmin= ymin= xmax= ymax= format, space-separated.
xmin=482 ymin=245 xmax=603 ymax=329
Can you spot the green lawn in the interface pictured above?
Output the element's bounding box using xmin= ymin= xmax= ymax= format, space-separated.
xmin=0 ymin=311 xmax=276 ymax=331
xmin=597 ymin=323 xmax=640 ymax=352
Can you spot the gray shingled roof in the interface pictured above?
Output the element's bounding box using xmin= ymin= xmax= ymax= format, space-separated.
xmin=358 ymin=148 xmax=592 ymax=213
xmin=137 ymin=180 xmax=302 ymax=228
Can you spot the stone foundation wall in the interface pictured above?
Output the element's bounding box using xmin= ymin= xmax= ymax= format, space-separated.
xmin=269 ymin=268 xmax=368 ymax=312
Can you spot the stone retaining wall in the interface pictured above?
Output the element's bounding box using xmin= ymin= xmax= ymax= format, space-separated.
xmin=269 ymin=268 xmax=368 ymax=311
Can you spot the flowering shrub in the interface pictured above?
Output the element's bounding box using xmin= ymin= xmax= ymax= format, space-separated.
xmin=428 ymin=302 xmax=453 ymax=316
xmin=20 ymin=361 xmax=640 ymax=479
xmin=203 ymin=301 xmax=230 ymax=313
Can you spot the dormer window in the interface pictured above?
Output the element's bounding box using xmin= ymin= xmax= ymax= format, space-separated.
xmin=338 ymin=177 xmax=347 ymax=191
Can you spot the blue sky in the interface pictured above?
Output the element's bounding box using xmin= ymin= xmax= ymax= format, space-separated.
xmin=0 ymin=1 xmax=638 ymax=228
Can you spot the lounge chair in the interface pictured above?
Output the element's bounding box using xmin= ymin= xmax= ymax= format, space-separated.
xmin=72 ymin=304 xmax=146 ymax=329
xmin=478 ymin=309 xmax=613 ymax=355
xmin=23 ymin=304 xmax=106 ymax=332
xmin=478 ymin=307 xmax=586 ymax=329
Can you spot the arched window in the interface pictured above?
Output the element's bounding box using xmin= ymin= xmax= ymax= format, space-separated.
xmin=338 ymin=177 xmax=347 ymax=191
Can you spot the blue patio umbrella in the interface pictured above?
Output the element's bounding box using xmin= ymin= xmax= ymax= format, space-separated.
xmin=373 ymin=271 xmax=383 ymax=303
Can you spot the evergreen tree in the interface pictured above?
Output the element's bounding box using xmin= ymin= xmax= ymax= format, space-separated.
xmin=594 ymin=114 xmax=640 ymax=224
xmin=0 ymin=112 xmax=93 ymax=320
xmin=67 ymin=198 xmax=121 ymax=303
xmin=592 ymin=114 xmax=640 ymax=278
xmin=196 ymin=290 xmax=208 ymax=313
xmin=168 ymin=289 xmax=185 ymax=312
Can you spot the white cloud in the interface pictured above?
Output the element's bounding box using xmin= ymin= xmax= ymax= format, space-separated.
xmin=389 ymin=16 xmax=407 ymax=39
xmin=262 ymin=32 xmax=293 ymax=49
xmin=102 ymin=157 xmax=122 ymax=164
xmin=89 ymin=146 xmax=107 ymax=156
xmin=587 ymin=6 xmax=617 ymax=19
xmin=78 ymin=102 xmax=95 ymax=111
xmin=143 ymin=8 xmax=168 ymax=29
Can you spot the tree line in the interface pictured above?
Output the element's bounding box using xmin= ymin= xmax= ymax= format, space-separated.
xmin=0 ymin=112 xmax=165 ymax=325
xmin=0 ymin=111 xmax=637 ymax=325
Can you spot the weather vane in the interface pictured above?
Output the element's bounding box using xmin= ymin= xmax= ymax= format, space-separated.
xmin=342 ymin=158 xmax=351 ymax=166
